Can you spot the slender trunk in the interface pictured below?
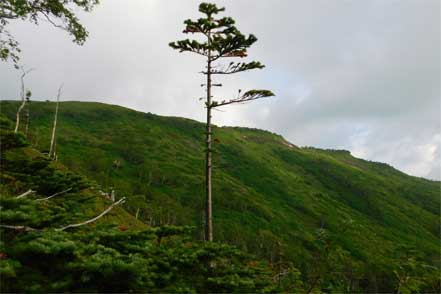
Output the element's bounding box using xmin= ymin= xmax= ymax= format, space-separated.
xmin=14 ymin=68 xmax=32 ymax=133
xmin=205 ymin=29 xmax=213 ymax=242
xmin=24 ymin=100 xmax=30 ymax=137
xmin=14 ymin=96 xmax=25 ymax=133
xmin=49 ymin=89 xmax=60 ymax=159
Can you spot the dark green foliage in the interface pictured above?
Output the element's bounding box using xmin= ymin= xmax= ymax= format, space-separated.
xmin=2 ymin=225 xmax=275 ymax=293
xmin=0 ymin=113 xmax=14 ymax=130
xmin=0 ymin=114 xmax=28 ymax=150
xmin=169 ymin=2 xmax=258 ymax=59
xmin=0 ymin=130 xmax=276 ymax=293
xmin=0 ymin=129 xmax=28 ymax=150
xmin=169 ymin=2 xmax=274 ymax=104
xmin=1 ymin=101 xmax=440 ymax=292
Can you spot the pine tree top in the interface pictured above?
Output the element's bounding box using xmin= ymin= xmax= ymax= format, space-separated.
xmin=169 ymin=2 xmax=259 ymax=62
xmin=169 ymin=2 xmax=274 ymax=105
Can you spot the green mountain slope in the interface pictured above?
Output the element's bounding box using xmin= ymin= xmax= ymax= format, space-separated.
xmin=0 ymin=117 xmax=145 ymax=230
xmin=1 ymin=100 xmax=439 ymax=292
xmin=0 ymin=117 xmax=276 ymax=293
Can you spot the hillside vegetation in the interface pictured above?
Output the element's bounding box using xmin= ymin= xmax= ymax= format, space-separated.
xmin=1 ymin=100 xmax=440 ymax=292
xmin=0 ymin=115 xmax=276 ymax=293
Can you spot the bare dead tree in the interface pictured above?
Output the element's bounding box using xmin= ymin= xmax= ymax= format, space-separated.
xmin=14 ymin=67 xmax=33 ymax=133
xmin=49 ymin=84 xmax=63 ymax=159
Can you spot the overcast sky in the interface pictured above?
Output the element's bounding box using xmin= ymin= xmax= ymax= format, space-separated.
xmin=0 ymin=0 xmax=440 ymax=180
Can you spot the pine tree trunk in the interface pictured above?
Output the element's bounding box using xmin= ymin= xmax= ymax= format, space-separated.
xmin=205 ymin=32 xmax=213 ymax=242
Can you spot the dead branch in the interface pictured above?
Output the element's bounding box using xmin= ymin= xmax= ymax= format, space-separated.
xmin=35 ymin=187 xmax=72 ymax=201
xmin=56 ymin=197 xmax=126 ymax=231
xmin=0 ymin=224 xmax=37 ymax=231
xmin=2 ymin=197 xmax=126 ymax=232
xmin=16 ymin=189 xmax=35 ymax=199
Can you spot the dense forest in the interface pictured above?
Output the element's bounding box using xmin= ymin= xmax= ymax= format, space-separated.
xmin=1 ymin=101 xmax=439 ymax=293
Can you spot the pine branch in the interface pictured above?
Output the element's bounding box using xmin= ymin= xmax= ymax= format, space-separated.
xmin=169 ymin=39 xmax=210 ymax=57
xmin=206 ymin=61 xmax=264 ymax=75
xmin=199 ymin=3 xmax=225 ymax=17
xmin=211 ymin=33 xmax=258 ymax=60
xmin=211 ymin=89 xmax=274 ymax=108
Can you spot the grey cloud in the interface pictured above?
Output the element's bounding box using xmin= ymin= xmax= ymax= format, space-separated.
xmin=0 ymin=0 xmax=439 ymax=180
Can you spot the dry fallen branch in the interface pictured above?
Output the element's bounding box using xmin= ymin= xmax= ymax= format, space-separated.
xmin=56 ymin=197 xmax=126 ymax=231
xmin=2 ymin=197 xmax=126 ymax=233
xmin=16 ymin=189 xmax=35 ymax=199
xmin=35 ymin=187 xmax=72 ymax=201
xmin=0 ymin=224 xmax=37 ymax=232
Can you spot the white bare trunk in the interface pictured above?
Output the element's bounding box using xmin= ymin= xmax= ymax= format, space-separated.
xmin=49 ymin=85 xmax=62 ymax=159
xmin=14 ymin=68 xmax=33 ymax=133
xmin=24 ymin=101 xmax=30 ymax=137
xmin=14 ymin=100 xmax=26 ymax=133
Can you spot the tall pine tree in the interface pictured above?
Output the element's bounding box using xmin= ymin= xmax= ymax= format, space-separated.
xmin=169 ymin=2 xmax=274 ymax=241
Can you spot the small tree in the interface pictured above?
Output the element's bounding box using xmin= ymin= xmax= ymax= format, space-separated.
xmin=169 ymin=2 xmax=274 ymax=241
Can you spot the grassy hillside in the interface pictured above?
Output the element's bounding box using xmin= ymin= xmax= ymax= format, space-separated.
xmin=0 ymin=115 xmax=145 ymax=230
xmin=1 ymin=100 xmax=439 ymax=292
xmin=0 ymin=116 xmax=276 ymax=293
